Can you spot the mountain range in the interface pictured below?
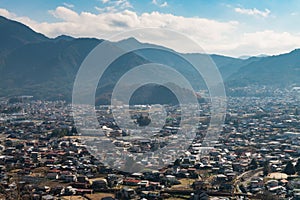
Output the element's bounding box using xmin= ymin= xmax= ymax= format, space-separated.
xmin=0 ymin=16 xmax=300 ymax=104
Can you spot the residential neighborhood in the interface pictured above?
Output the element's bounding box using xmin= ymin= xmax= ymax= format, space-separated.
xmin=1 ymin=89 xmax=300 ymax=199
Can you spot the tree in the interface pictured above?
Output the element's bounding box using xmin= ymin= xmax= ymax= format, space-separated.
xmin=283 ymin=161 xmax=295 ymax=175
xmin=136 ymin=115 xmax=151 ymax=126
xmin=255 ymin=191 xmax=278 ymax=200
xmin=71 ymin=126 xmax=78 ymax=134
xmin=190 ymin=190 xmax=209 ymax=200
xmin=295 ymin=158 xmax=300 ymax=174
xmin=50 ymin=128 xmax=72 ymax=138
xmin=295 ymin=108 xmax=300 ymax=115
xmin=249 ymin=158 xmax=258 ymax=170
xmin=174 ymin=158 xmax=182 ymax=167
xmin=263 ymin=161 xmax=271 ymax=176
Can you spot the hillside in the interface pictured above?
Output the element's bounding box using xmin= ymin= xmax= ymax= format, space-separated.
xmin=1 ymin=16 xmax=299 ymax=103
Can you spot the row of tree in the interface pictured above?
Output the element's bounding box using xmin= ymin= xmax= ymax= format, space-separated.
xmin=249 ymin=158 xmax=300 ymax=176
xmin=263 ymin=159 xmax=300 ymax=176
xmin=283 ymin=159 xmax=300 ymax=175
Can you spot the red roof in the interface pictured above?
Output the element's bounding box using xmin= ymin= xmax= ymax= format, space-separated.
xmin=123 ymin=178 xmax=140 ymax=183
xmin=49 ymin=169 xmax=60 ymax=173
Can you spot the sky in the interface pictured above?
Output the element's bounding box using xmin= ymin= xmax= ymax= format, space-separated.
xmin=1 ymin=0 xmax=300 ymax=57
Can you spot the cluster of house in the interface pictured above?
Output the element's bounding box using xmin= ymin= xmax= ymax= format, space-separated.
xmin=0 ymin=92 xmax=300 ymax=199
xmin=221 ymin=95 xmax=300 ymax=198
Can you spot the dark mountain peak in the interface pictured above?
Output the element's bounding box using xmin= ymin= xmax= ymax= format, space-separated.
xmin=0 ymin=15 xmax=48 ymax=41
xmin=289 ymin=48 xmax=300 ymax=55
xmin=239 ymin=54 xmax=269 ymax=60
xmin=0 ymin=15 xmax=14 ymax=23
xmin=0 ymin=15 xmax=7 ymax=21
xmin=264 ymin=48 xmax=300 ymax=59
xmin=116 ymin=37 xmax=142 ymax=48
xmin=76 ymin=37 xmax=102 ymax=42
xmin=120 ymin=36 xmax=140 ymax=43
xmin=53 ymin=35 xmax=74 ymax=42
xmin=116 ymin=37 xmax=175 ymax=53
xmin=0 ymin=15 xmax=49 ymax=55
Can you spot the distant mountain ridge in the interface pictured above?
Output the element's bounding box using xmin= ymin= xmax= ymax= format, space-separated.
xmin=0 ymin=15 xmax=300 ymax=103
xmin=227 ymin=49 xmax=300 ymax=87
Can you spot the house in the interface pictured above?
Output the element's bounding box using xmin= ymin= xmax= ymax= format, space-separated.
xmin=31 ymin=152 xmax=41 ymax=163
xmin=123 ymin=178 xmax=140 ymax=186
xmin=116 ymin=188 xmax=136 ymax=199
xmin=250 ymin=177 xmax=264 ymax=189
xmin=107 ymin=174 xmax=123 ymax=187
xmin=46 ymin=172 xmax=59 ymax=180
xmin=64 ymin=174 xmax=77 ymax=183
xmin=42 ymin=195 xmax=55 ymax=200
xmin=269 ymin=185 xmax=286 ymax=195
xmin=266 ymin=179 xmax=279 ymax=189
xmin=140 ymin=191 xmax=160 ymax=199
xmin=215 ymin=174 xmax=227 ymax=183
xmin=192 ymin=181 xmax=209 ymax=190
xmin=75 ymin=188 xmax=93 ymax=195
xmin=77 ymin=175 xmax=88 ymax=183
xmin=90 ymin=178 xmax=108 ymax=191
xmin=138 ymin=180 xmax=149 ymax=188
xmin=266 ymin=172 xmax=288 ymax=180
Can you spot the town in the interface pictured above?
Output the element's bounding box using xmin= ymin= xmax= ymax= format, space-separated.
xmin=1 ymin=88 xmax=300 ymax=199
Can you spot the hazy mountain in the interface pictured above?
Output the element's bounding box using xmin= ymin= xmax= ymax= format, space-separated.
xmin=238 ymin=54 xmax=269 ymax=60
xmin=0 ymin=15 xmax=299 ymax=103
xmin=227 ymin=49 xmax=300 ymax=87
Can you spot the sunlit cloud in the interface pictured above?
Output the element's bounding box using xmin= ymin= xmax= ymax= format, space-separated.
xmin=96 ymin=0 xmax=132 ymax=13
xmin=234 ymin=7 xmax=271 ymax=18
xmin=63 ymin=2 xmax=74 ymax=8
xmin=152 ymin=0 xmax=168 ymax=8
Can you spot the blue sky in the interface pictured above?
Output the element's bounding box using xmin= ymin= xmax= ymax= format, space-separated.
xmin=1 ymin=0 xmax=300 ymax=57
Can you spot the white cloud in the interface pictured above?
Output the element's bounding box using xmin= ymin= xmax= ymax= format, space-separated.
xmin=160 ymin=2 xmax=168 ymax=7
xmin=96 ymin=0 xmax=132 ymax=13
xmin=234 ymin=7 xmax=271 ymax=18
xmin=152 ymin=0 xmax=168 ymax=8
xmin=152 ymin=0 xmax=158 ymax=5
xmin=95 ymin=6 xmax=117 ymax=13
xmin=63 ymin=2 xmax=74 ymax=8
xmin=0 ymin=8 xmax=16 ymax=18
xmin=1 ymin=7 xmax=300 ymax=57
xmin=238 ymin=30 xmax=300 ymax=54
xmin=291 ymin=12 xmax=298 ymax=16
xmin=49 ymin=6 xmax=79 ymax=21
